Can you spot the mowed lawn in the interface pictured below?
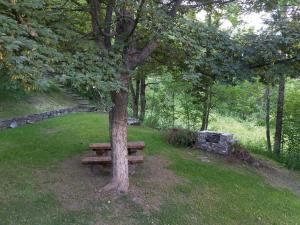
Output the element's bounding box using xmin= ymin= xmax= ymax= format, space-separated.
xmin=0 ymin=113 xmax=300 ymax=225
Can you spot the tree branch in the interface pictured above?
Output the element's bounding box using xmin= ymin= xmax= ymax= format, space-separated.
xmin=126 ymin=0 xmax=146 ymax=40
xmin=87 ymin=0 xmax=101 ymax=41
xmin=249 ymin=55 xmax=299 ymax=69
xmin=103 ymin=0 xmax=115 ymax=49
xmin=128 ymin=40 xmax=160 ymax=69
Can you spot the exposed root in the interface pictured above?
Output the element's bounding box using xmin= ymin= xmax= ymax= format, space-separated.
xmin=100 ymin=181 xmax=129 ymax=195
xmin=100 ymin=181 xmax=119 ymax=193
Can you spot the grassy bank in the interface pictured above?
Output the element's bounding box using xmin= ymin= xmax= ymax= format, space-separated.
xmin=0 ymin=113 xmax=299 ymax=225
xmin=209 ymin=113 xmax=270 ymax=155
xmin=0 ymin=91 xmax=77 ymax=120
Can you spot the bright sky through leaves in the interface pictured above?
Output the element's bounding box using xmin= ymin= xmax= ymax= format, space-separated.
xmin=197 ymin=11 xmax=271 ymax=32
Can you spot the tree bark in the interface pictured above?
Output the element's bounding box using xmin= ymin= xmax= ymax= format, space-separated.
xmin=139 ymin=76 xmax=146 ymax=122
xmin=88 ymin=0 xmax=101 ymax=42
xmin=106 ymin=7 xmax=135 ymax=194
xmin=129 ymin=78 xmax=140 ymax=119
xmin=110 ymin=74 xmax=129 ymax=193
xmin=264 ymin=83 xmax=272 ymax=153
xmin=274 ymin=75 xmax=285 ymax=158
xmin=103 ymin=0 xmax=114 ymax=49
xmin=204 ymin=88 xmax=212 ymax=130
xmin=201 ymin=87 xmax=211 ymax=131
xmin=201 ymin=8 xmax=212 ymax=131
xmin=172 ymin=91 xmax=175 ymax=128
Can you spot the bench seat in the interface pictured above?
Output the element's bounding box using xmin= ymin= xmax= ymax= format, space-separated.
xmin=81 ymin=155 xmax=144 ymax=165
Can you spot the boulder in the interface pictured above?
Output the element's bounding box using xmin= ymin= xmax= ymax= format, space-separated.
xmin=195 ymin=131 xmax=236 ymax=155
xmin=9 ymin=121 xmax=18 ymax=128
xmin=127 ymin=118 xmax=140 ymax=126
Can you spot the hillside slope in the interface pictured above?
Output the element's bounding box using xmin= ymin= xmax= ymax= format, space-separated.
xmin=0 ymin=113 xmax=300 ymax=225
xmin=0 ymin=91 xmax=77 ymax=120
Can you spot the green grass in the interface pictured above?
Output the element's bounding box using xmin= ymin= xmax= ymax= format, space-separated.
xmin=0 ymin=91 xmax=77 ymax=120
xmin=209 ymin=113 xmax=268 ymax=154
xmin=0 ymin=113 xmax=300 ymax=225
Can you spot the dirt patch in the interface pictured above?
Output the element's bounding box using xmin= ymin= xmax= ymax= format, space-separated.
xmin=129 ymin=155 xmax=184 ymax=213
xmin=226 ymin=149 xmax=300 ymax=197
xmin=34 ymin=153 xmax=183 ymax=217
xmin=228 ymin=149 xmax=265 ymax=168
xmin=189 ymin=148 xmax=300 ymax=198
xmin=225 ymin=150 xmax=300 ymax=197
xmin=256 ymin=162 xmax=300 ymax=197
xmin=227 ymin=148 xmax=300 ymax=197
xmin=35 ymin=153 xmax=111 ymax=211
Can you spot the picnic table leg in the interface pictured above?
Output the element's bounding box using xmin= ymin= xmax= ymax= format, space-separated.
xmin=128 ymin=148 xmax=137 ymax=155
xmin=89 ymin=164 xmax=94 ymax=173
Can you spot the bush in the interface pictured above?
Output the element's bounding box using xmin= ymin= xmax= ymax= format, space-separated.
xmin=282 ymin=80 xmax=300 ymax=170
xmin=164 ymin=128 xmax=196 ymax=147
xmin=144 ymin=115 xmax=160 ymax=128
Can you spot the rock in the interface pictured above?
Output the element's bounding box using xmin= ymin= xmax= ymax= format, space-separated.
xmin=198 ymin=156 xmax=210 ymax=163
xmin=195 ymin=131 xmax=236 ymax=155
xmin=9 ymin=121 xmax=18 ymax=128
xmin=26 ymin=119 xmax=34 ymax=124
xmin=0 ymin=107 xmax=82 ymax=130
xmin=127 ymin=118 xmax=140 ymax=126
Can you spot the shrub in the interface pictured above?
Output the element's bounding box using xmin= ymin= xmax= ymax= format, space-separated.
xmin=164 ymin=128 xmax=196 ymax=147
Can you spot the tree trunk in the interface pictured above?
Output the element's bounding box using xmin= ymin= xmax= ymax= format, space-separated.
xmin=109 ymin=106 xmax=114 ymax=142
xmin=201 ymin=88 xmax=211 ymax=131
xmin=186 ymin=104 xmax=190 ymax=130
xmin=264 ymin=83 xmax=272 ymax=153
xmin=200 ymin=105 xmax=207 ymax=131
xmin=109 ymin=74 xmax=129 ymax=193
xmin=129 ymin=78 xmax=140 ymax=119
xmin=172 ymin=92 xmax=175 ymax=128
xmin=103 ymin=0 xmax=114 ymax=49
xmin=139 ymin=76 xmax=146 ymax=122
xmin=205 ymin=87 xmax=212 ymax=130
xmin=88 ymin=0 xmax=101 ymax=42
xmin=274 ymin=75 xmax=285 ymax=158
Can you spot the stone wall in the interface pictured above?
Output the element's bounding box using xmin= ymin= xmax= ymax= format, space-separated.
xmin=0 ymin=107 xmax=80 ymax=130
xmin=127 ymin=117 xmax=140 ymax=126
xmin=195 ymin=131 xmax=236 ymax=155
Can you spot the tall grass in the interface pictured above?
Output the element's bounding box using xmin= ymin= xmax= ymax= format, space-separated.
xmin=208 ymin=113 xmax=268 ymax=155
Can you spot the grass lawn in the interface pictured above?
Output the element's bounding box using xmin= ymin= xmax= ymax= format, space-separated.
xmin=0 ymin=113 xmax=300 ymax=225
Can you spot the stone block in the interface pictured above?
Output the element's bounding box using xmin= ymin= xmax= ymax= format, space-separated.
xmin=195 ymin=131 xmax=236 ymax=155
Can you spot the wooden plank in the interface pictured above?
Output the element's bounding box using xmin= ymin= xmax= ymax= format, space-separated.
xmin=127 ymin=141 xmax=145 ymax=149
xmin=89 ymin=141 xmax=145 ymax=150
xmin=81 ymin=155 xmax=144 ymax=165
xmin=89 ymin=143 xmax=111 ymax=150
xmin=81 ymin=156 xmax=111 ymax=165
xmin=128 ymin=155 xmax=144 ymax=164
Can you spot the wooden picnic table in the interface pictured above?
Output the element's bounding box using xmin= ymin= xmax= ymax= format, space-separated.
xmin=81 ymin=141 xmax=145 ymax=165
xmin=89 ymin=141 xmax=145 ymax=156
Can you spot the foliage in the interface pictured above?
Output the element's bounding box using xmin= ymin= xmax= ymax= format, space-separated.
xmin=0 ymin=1 xmax=62 ymax=91
xmin=282 ymin=79 xmax=300 ymax=169
xmin=164 ymin=128 xmax=196 ymax=147
xmin=208 ymin=113 xmax=267 ymax=155
xmin=212 ymin=80 xmax=275 ymax=124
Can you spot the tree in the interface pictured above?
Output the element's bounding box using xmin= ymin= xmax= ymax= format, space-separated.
xmin=274 ymin=73 xmax=285 ymax=157
xmin=77 ymin=0 xmax=241 ymax=193
xmin=4 ymin=0 xmax=298 ymax=192
xmin=242 ymin=1 xmax=300 ymax=157
xmin=264 ymin=80 xmax=273 ymax=152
